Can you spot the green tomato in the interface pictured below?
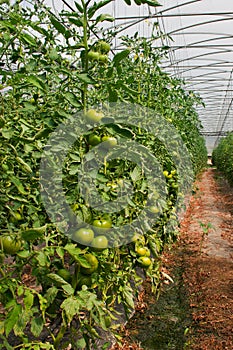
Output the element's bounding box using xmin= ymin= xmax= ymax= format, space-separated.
xmin=57 ymin=268 xmax=72 ymax=283
xmin=131 ymin=233 xmax=145 ymax=243
xmin=81 ymin=253 xmax=99 ymax=275
xmin=96 ymin=40 xmax=111 ymax=54
xmin=9 ymin=212 xmax=22 ymax=224
xmin=0 ymin=235 xmax=21 ymax=255
xmin=87 ymin=50 xmax=100 ymax=61
xmin=148 ymin=206 xmax=160 ymax=214
xmin=77 ymin=273 xmax=92 ymax=288
xmin=98 ymin=54 xmax=108 ymax=64
xmin=92 ymin=219 xmax=112 ymax=234
xmin=136 ymin=246 xmax=150 ymax=257
xmin=88 ymin=134 xmax=101 ymax=146
xmin=85 ymin=109 xmax=104 ymax=123
xmin=72 ymin=228 xmax=94 ymax=245
xmin=101 ymin=136 xmax=117 ymax=148
xmin=138 ymin=256 xmax=152 ymax=267
xmin=91 ymin=235 xmax=108 ymax=250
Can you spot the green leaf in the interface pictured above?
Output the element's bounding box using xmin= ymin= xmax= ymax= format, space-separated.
xmin=67 ymin=16 xmax=83 ymax=27
xmin=61 ymin=296 xmax=81 ymax=324
xmin=17 ymin=250 xmax=31 ymax=258
xmin=113 ymin=49 xmax=131 ymax=66
xmin=50 ymin=16 xmax=71 ymax=39
xmin=24 ymin=290 xmax=34 ymax=310
xmin=10 ymin=176 xmax=27 ymax=195
xmin=35 ymin=251 xmax=49 ymax=267
xmin=77 ymin=73 xmax=96 ymax=84
xmin=62 ymin=284 xmax=74 ymax=295
xmin=88 ymin=0 xmax=112 ymax=18
xmin=74 ymin=1 xmax=84 ymax=13
xmin=123 ymin=0 xmax=131 ymax=5
xmin=1 ymin=128 xmax=14 ymax=139
xmin=130 ymin=167 xmax=141 ymax=183
xmin=20 ymin=32 xmax=37 ymax=47
xmin=143 ymin=0 xmax=161 ymax=6
xmin=64 ymin=92 xmax=81 ymax=107
xmin=47 ymin=273 xmax=69 ymax=286
xmin=44 ymin=286 xmax=58 ymax=306
xmin=21 ymin=225 xmax=47 ymax=242
xmin=30 ymin=316 xmax=43 ymax=337
xmin=95 ymin=14 xmax=115 ymax=23
xmin=5 ymin=303 xmax=22 ymax=337
xmin=15 ymin=156 xmax=32 ymax=173
xmin=75 ymin=338 xmax=86 ymax=349
xmin=27 ymin=75 xmax=46 ymax=91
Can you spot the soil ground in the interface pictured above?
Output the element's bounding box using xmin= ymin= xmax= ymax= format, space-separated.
xmin=111 ymin=167 xmax=233 ymax=350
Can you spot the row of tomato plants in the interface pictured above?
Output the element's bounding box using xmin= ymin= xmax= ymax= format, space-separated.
xmin=0 ymin=0 xmax=207 ymax=349
xmin=212 ymin=132 xmax=233 ymax=185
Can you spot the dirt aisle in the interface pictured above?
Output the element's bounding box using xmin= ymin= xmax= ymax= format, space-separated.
xmin=111 ymin=168 xmax=233 ymax=350
xmin=180 ymin=168 xmax=233 ymax=349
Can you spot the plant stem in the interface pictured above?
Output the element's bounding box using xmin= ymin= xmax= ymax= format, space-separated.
xmin=81 ymin=0 xmax=89 ymax=112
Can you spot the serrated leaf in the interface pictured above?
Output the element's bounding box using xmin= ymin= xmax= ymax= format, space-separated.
xmin=113 ymin=49 xmax=131 ymax=66
xmin=30 ymin=316 xmax=43 ymax=337
xmin=62 ymin=284 xmax=74 ymax=295
xmin=21 ymin=225 xmax=47 ymax=242
xmin=61 ymin=296 xmax=81 ymax=323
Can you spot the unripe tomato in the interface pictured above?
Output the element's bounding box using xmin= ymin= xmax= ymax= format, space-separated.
xmin=85 ymin=109 xmax=104 ymax=123
xmin=9 ymin=212 xmax=22 ymax=224
xmin=0 ymin=235 xmax=21 ymax=255
xmin=135 ymin=246 xmax=150 ymax=257
xmin=77 ymin=273 xmax=92 ymax=288
xmin=81 ymin=253 xmax=99 ymax=275
xmin=138 ymin=256 xmax=152 ymax=267
xmin=87 ymin=50 xmax=100 ymax=61
xmin=72 ymin=228 xmax=94 ymax=245
xmin=91 ymin=235 xmax=108 ymax=250
xmin=101 ymin=136 xmax=117 ymax=148
xmin=96 ymin=40 xmax=111 ymax=54
xmin=88 ymin=134 xmax=101 ymax=146
xmin=57 ymin=268 xmax=72 ymax=283
xmin=98 ymin=54 xmax=108 ymax=64
xmin=92 ymin=218 xmax=112 ymax=234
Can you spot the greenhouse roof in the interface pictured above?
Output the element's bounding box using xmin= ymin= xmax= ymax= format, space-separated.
xmin=28 ymin=0 xmax=233 ymax=152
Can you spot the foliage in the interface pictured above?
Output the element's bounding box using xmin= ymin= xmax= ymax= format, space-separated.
xmin=212 ymin=132 xmax=233 ymax=185
xmin=0 ymin=0 xmax=207 ymax=348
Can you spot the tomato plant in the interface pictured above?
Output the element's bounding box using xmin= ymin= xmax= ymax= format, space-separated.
xmin=0 ymin=0 xmax=208 ymax=348
xmin=212 ymin=132 xmax=233 ymax=185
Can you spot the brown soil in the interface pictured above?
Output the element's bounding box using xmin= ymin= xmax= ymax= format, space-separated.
xmin=111 ymin=167 xmax=233 ymax=350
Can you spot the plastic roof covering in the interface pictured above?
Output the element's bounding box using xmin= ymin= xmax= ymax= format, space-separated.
xmin=30 ymin=0 xmax=233 ymax=152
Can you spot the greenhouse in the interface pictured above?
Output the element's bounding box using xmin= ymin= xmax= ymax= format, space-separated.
xmin=0 ymin=1 xmax=232 ymax=349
